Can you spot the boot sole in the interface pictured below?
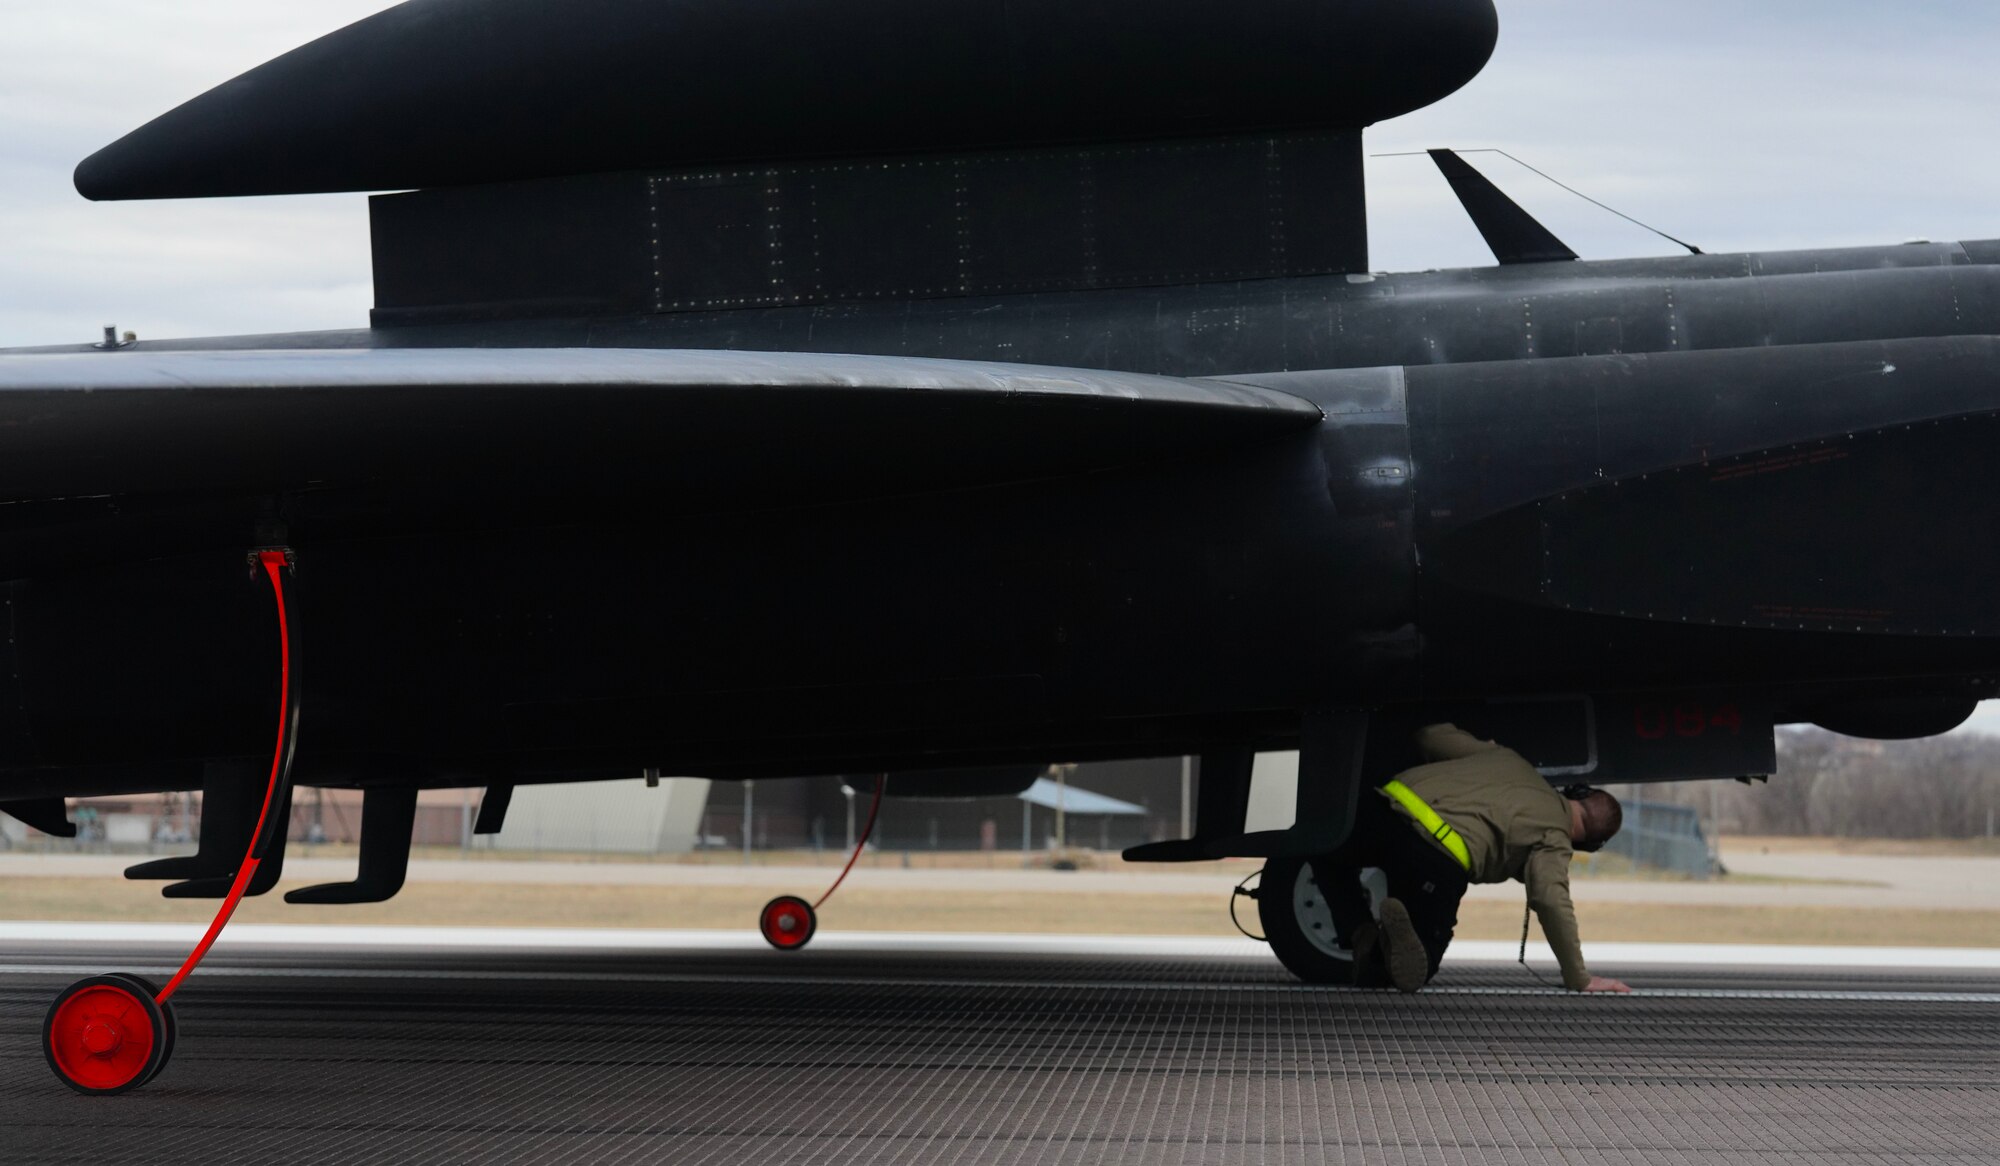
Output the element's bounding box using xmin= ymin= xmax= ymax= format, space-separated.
xmin=1377 ymin=898 xmax=1428 ymax=994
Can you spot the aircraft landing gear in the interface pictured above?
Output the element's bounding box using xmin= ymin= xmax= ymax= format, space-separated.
xmin=758 ymin=776 xmax=884 ymax=951
xmin=43 ymin=549 xmax=297 ymax=1094
xmin=1257 ymin=854 xmax=1385 ymax=985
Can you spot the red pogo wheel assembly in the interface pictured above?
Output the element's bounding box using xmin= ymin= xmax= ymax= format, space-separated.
xmin=43 ymin=976 xmax=171 ymax=1095
xmin=42 ymin=548 xmax=298 ymax=1093
xmin=759 ymin=895 xmax=818 ymax=949
xmin=755 ymin=776 xmax=885 ymax=951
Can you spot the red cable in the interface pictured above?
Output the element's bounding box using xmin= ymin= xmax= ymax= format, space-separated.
xmin=155 ymin=550 xmax=293 ymax=1005
xmin=813 ymin=776 xmax=885 ymax=910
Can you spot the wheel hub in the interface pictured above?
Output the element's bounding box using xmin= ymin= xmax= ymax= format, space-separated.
xmin=1292 ymin=864 xmax=1349 ymax=960
xmin=81 ymin=1020 xmax=123 ymax=1056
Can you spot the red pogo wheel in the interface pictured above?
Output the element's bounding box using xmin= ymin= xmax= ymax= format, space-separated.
xmin=759 ymin=895 xmax=817 ymax=950
xmin=102 ymin=974 xmax=176 ymax=1086
xmin=43 ymin=975 xmax=170 ymax=1095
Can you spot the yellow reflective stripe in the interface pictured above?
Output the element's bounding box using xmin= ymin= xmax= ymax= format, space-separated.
xmin=1381 ymin=780 xmax=1472 ymax=870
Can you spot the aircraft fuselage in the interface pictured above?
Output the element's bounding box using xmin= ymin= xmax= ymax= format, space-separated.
xmin=5 ymin=241 xmax=1999 ymax=795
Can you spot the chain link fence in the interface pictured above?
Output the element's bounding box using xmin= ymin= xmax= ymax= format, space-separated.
xmin=1597 ymin=797 xmax=1715 ymax=879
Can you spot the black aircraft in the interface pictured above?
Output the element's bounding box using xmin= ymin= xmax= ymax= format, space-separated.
xmin=9 ymin=0 xmax=1998 ymax=1091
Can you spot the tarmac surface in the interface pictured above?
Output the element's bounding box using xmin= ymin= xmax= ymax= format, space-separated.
xmin=4 ymin=932 xmax=1998 ymax=1164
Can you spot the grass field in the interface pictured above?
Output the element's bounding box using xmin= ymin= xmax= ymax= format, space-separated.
xmin=5 ymin=875 xmax=1999 ymax=947
xmin=1721 ymin=834 xmax=2000 ymax=858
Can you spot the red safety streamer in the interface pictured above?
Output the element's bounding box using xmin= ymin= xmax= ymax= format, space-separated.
xmin=155 ymin=550 xmax=294 ymax=1005
xmin=812 ymin=776 xmax=885 ymax=911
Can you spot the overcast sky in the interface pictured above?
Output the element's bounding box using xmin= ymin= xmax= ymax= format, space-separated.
xmin=6 ymin=0 xmax=1998 ymax=343
xmin=3 ymin=0 xmax=1998 ymax=734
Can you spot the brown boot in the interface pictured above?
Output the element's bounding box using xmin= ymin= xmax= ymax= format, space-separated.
xmin=1376 ymin=898 xmax=1429 ymax=994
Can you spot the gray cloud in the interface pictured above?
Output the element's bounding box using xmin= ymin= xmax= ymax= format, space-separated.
xmin=6 ymin=0 xmax=1997 ymax=344
xmin=1368 ymin=0 xmax=2000 ymax=269
xmin=1 ymin=1 xmax=394 ymax=345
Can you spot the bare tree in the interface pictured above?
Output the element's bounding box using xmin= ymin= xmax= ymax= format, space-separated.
xmin=1642 ymin=728 xmax=2000 ymax=838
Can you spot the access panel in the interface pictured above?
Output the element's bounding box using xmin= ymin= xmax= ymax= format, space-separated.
xmin=1377 ymin=692 xmax=1775 ymax=785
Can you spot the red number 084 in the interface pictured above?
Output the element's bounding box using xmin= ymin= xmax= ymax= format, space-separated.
xmin=1634 ymin=703 xmax=1742 ymax=740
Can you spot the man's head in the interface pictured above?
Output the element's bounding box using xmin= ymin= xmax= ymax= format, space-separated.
xmin=1563 ymin=786 xmax=1623 ymax=852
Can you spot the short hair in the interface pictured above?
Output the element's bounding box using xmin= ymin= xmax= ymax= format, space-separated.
xmin=1567 ymin=787 xmax=1623 ymax=853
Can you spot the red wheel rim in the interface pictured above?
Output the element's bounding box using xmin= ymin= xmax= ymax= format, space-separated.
xmin=760 ymin=897 xmax=815 ymax=950
xmin=104 ymin=974 xmax=175 ymax=1086
xmin=46 ymin=982 xmax=158 ymax=1092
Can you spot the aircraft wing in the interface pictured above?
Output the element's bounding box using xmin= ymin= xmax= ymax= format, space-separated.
xmin=0 ymin=348 xmax=1320 ymax=576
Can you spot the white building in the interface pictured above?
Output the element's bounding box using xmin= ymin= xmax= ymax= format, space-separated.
xmin=487 ymin=777 xmax=712 ymax=854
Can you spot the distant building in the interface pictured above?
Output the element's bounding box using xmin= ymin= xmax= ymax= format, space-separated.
xmin=485 ymin=778 xmax=711 ymax=854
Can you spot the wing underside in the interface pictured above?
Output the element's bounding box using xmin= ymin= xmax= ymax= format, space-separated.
xmin=0 ymin=348 xmax=1320 ymax=576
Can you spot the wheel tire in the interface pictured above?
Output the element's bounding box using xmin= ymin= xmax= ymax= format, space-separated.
xmin=43 ymin=975 xmax=170 ymax=1094
xmin=1258 ymin=855 xmax=1371 ymax=985
xmin=103 ymin=974 xmax=176 ymax=1085
xmin=759 ymin=895 xmax=817 ymax=950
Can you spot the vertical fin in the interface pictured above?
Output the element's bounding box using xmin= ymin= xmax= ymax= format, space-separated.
xmin=473 ymin=784 xmax=514 ymax=835
xmin=1428 ymin=149 xmax=1578 ymax=265
xmin=1120 ymin=749 xmax=1254 ymax=863
xmin=284 ymin=787 xmax=417 ymax=904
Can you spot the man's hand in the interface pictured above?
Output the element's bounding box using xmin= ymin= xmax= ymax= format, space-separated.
xmin=1581 ymin=975 xmax=1631 ymax=993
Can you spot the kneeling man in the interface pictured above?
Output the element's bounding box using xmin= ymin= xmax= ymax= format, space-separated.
xmin=1328 ymin=723 xmax=1630 ymax=994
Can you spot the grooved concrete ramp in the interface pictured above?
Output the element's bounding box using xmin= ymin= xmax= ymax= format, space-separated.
xmin=3 ymin=938 xmax=1996 ymax=1163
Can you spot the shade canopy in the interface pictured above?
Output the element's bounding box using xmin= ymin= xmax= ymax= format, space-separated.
xmin=1017 ymin=778 xmax=1146 ymax=816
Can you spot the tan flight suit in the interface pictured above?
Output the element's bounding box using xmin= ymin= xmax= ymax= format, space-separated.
xmin=1386 ymin=724 xmax=1592 ymax=990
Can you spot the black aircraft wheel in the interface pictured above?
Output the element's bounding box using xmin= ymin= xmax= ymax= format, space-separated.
xmin=1258 ymin=855 xmax=1373 ymax=985
xmin=759 ymin=895 xmax=817 ymax=950
xmin=43 ymin=975 xmax=171 ymax=1094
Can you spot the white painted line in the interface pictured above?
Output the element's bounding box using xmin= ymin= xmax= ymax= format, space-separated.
xmin=0 ymin=923 xmax=1265 ymax=959
xmin=2 ymin=923 xmax=1998 ymax=969
xmin=0 ymin=962 xmax=1993 ymax=1005
xmin=1451 ymin=939 xmax=2000 ymax=970
xmin=1431 ymin=986 xmax=2000 ymax=1004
